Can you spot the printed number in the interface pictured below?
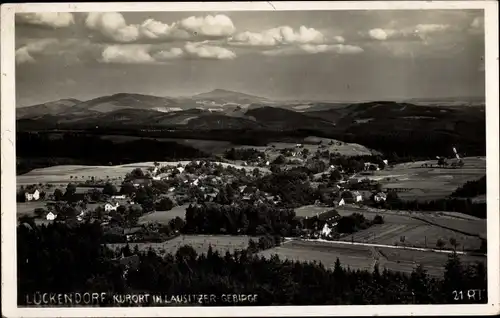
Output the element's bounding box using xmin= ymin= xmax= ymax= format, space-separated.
xmin=452 ymin=290 xmax=463 ymax=301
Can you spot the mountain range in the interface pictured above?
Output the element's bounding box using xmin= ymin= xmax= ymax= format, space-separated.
xmin=16 ymin=89 xmax=485 ymax=132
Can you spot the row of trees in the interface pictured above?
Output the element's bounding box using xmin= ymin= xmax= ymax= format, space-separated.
xmin=224 ymin=148 xmax=266 ymax=161
xmin=451 ymin=176 xmax=487 ymax=198
xmin=17 ymin=221 xmax=487 ymax=306
xmin=253 ymin=170 xmax=319 ymax=207
xmin=373 ymin=194 xmax=487 ymax=219
xmin=184 ymin=202 xmax=299 ymax=236
xmin=16 ymin=132 xmax=209 ymax=175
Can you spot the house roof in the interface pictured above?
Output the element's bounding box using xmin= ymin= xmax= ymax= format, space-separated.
xmin=124 ymin=227 xmax=143 ymax=235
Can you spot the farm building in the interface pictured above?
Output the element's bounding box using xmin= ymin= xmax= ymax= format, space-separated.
xmin=46 ymin=212 xmax=56 ymax=221
xmin=352 ymin=191 xmax=363 ymax=202
xmin=176 ymin=167 xmax=185 ymax=174
xmin=111 ymin=194 xmax=126 ymax=200
xmin=373 ymin=192 xmax=387 ymax=202
xmin=131 ymin=177 xmax=152 ymax=188
xmin=25 ymin=189 xmax=40 ymax=202
xmin=364 ymin=162 xmax=380 ymax=171
xmin=105 ymin=202 xmax=120 ymax=212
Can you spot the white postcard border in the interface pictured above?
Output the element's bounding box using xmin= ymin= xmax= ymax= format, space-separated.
xmin=2 ymin=1 xmax=499 ymax=317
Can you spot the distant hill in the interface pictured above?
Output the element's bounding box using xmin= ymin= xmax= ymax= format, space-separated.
xmin=68 ymin=93 xmax=178 ymax=113
xmin=193 ymin=89 xmax=268 ymax=103
xmin=245 ymin=106 xmax=336 ymax=131
xmin=16 ymin=98 xmax=81 ymax=119
xmin=16 ymin=93 xmax=485 ymax=153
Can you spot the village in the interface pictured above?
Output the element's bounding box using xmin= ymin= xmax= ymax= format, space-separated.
xmin=17 ymin=142 xmax=394 ymax=245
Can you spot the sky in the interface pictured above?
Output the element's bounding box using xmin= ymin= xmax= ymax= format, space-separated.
xmin=15 ymin=10 xmax=485 ymax=106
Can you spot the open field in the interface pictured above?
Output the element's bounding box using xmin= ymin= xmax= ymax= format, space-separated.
xmin=376 ymin=248 xmax=486 ymax=277
xmin=333 ymin=205 xmax=485 ymax=251
xmin=259 ymin=240 xmax=375 ymax=272
xmin=233 ymin=136 xmax=374 ymax=162
xmin=353 ymin=157 xmax=485 ymax=201
xmin=17 ymin=160 xmax=269 ymax=186
xmin=138 ymin=204 xmax=190 ymax=224
xmin=106 ymin=235 xmax=253 ymax=255
xmin=294 ymin=205 xmax=333 ymax=218
xmin=17 ymin=201 xmax=46 ymax=216
xmin=259 ymin=239 xmax=486 ymax=277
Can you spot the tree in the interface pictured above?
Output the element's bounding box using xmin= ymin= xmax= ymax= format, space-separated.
xmin=399 ymin=235 xmax=406 ymax=247
xmin=436 ymin=238 xmax=446 ymax=250
xmin=443 ymin=252 xmax=464 ymax=300
xmin=273 ymin=155 xmax=286 ymax=165
xmin=127 ymin=205 xmax=144 ymax=227
xmin=373 ymin=215 xmax=384 ymax=225
xmin=64 ymin=183 xmax=77 ymax=198
xmin=54 ymin=188 xmax=64 ymax=201
xmin=103 ymin=182 xmax=118 ymax=196
xmin=449 ymin=237 xmax=459 ymax=251
xmin=410 ymin=264 xmax=433 ymax=303
xmin=156 ymin=197 xmax=174 ymax=211
xmin=120 ymin=182 xmax=136 ymax=196
xmin=17 ymin=188 xmax=27 ymax=203
xmin=126 ymin=168 xmax=144 ymax=181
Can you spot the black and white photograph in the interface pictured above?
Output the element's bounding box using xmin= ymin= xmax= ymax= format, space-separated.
xmin=1 ymin=1 xmax=499 ymax=316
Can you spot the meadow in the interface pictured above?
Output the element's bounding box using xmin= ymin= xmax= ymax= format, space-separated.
xmin=138 ymin=204 xmax=190 ymax=224
xmin=356 ymin=156 xmax=486 ymax=201
xmin=259 ymin=239 xmax=486 ymax=277
xmin=16 ymin=160 xmax=269 ymax=186
xmin=106 ymin=235 xmax=254 ymax=255
xmin=331 ymin=205 xmax=485 ymax=251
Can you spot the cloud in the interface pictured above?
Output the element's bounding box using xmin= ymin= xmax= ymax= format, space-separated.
xmin=16 ymin=12 xmax=75 ymax=28
xmin=15 ymin=38 xmax=60 ymax=64
xmin=471 ymin=17 xmax=484 ymax=29
xmin=86 ymin=12 xmax=140 ymax=43
xmin=368 ymin=28 xmax=397 ymax=41
xmin=184 ymin=42 xmax=236 ymax=60
xmin=86 ymin=12 xmax=235 ymax=43
xmin=469 ymin=16 xmax=484 ymax=35
xmin=262 ymin=44 xmax=363 ymax=56
xmin=100 ymin=42 xmax=236 ymax=64
xmin=333 ymin=36 xmax=345 ymax=43
xmin=100 ymin=45 xmax=156 ymax=64
xmin=179 ymin=15 xmax=235 ymax=37
xmin=366 ymin=24 xmax=450 ymax=41
xmin=229 ymin=26 xmax=326 ymax=46
xmin=152 ymin=48 xmax=184 ymax=60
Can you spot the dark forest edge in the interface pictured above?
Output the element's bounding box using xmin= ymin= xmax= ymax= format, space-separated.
xmin=16 ymin=125 xmax=486 ymax=175
xmin=17 ymin=221 xmax=487 ymax=306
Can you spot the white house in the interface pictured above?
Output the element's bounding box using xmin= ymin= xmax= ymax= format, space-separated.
xmin=152 ymin=176 xmax=161 ymax=180
xmin=111 ymin=195 xmax=126 ymax=200
xmin=383 ymin=159 xmax=389 ymax=166
xmin=25 ymin=189 xmax=40 ymax=202
xmin=338 ymin=198 xmax=345 ymax=206
xmin=46 ymin=212 xmax=56 ymax=221
xmin=105 ymin=202 xmax=120 ymax=212
xmin=152 ymin=166 xmax=159 ymax=176
xmin=176 ymin=167 xmax=185 ymax=174
xmin=321 ymin=222 xmax=338 ymax=238
xmin=374 ymin=192 xmax=387 ymax=202
xmin=352 ymin=191 xmax=363 ymax=202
